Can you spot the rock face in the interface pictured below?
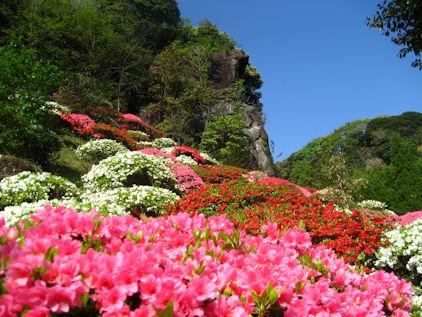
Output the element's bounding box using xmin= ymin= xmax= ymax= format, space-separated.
xmin=208 ymin=49 xmax=274 ymax=175
xmin=0 ymin=155 xmax=41 ymax=180
xmin=209 ymin=49 xmax=249 ymax=89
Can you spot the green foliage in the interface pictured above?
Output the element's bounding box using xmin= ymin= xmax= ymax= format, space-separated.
xmin=3 ymin=0 xmax=180 ymax=110
xmin=0 ymin=46 xmax=63 ymax=164
xmin=200 ymin=113 xmax=250 ymax=168
xmin=276 ymin=112 xmax=422 ymax=213
xmin=364 ymin=135 xmax=422 ymax=214
xmin=368 ymin=0 xmax=422 ymax=69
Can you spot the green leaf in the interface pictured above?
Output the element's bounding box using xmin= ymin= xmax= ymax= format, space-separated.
xmin=45 ymin=246 xmax=58 ymax=262
xmin=156 ymin=301 xmax=174 ymax=317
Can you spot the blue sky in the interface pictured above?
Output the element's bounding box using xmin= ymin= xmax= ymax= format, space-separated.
xmin=179 ymin=0 xmax=422 ymax=161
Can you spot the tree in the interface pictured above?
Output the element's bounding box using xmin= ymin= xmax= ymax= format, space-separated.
xmin=368 ymin=0 xmax=422 ymax=69
xmin=364 ymin=134 xmax=422 ymax=214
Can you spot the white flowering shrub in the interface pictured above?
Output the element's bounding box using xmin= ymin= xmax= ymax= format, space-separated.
xmin=176 ymin=155 xmax=198 ymax=165
xmin=375 ymin=219 xmax=422 ymax=312
xmin=358 ymin=200 xmax=388 ymax=211
xmin=82 ymin=151 xmax=176 ymax=192
xmin=77 ymin=186 xmax=179 ymax=217
xmin=200 ymin=152 xmax=220 ymax=165
xmin=160 ymin=147 xmax=174 ymax=154
xmin=152 ymin=137 xmax=177 ymax=148
xmin=138 ymin=138 xmax=177 ymax=149
xmin=42 ymin=101 xmax=71 ymax=116
xmin=127 ymin=130 xmax=150 ymax=141
xmin=1 ymin=198 xmax=78 ymax=226
xmin=75 ymin=139 xmax=128 ymax=163
xmin=0 ymin=172 xmax=78 ymax=209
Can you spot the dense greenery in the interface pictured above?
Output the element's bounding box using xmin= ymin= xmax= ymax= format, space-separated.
xmin=275 ymin=112 xmax=422 ymax=213
xmin=368 ymin=0 xmax=422 ymax=69
xmin=0 ymin=0 xmax=264 ymax=169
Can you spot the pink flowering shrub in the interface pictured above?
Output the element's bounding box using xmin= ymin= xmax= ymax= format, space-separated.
xmin=172 ymin=146 xmax=205 ymax=164
xmin=137 ymin=148 xmax=175 ymax=160
xmin=395 ymin=211 xmax=422 ymax=226
xmin=118 ymin=113 xmax=164 ymax=138
xmin=259 ymin=177 xmax=313 ymax=198
xmin=60 ymin=113 xmax=95 ymax=135
xmin=170 ymin=162 xmax=205 ymax=193
xmin=0 ymin=206 xmax=412 ymax=316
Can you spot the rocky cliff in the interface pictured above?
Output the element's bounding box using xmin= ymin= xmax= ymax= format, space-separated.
xmin=208 ymin=49 xmax=274 ymax=175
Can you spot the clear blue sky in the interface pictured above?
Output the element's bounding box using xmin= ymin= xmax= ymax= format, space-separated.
xmin=179 ymin=0 xmax=422 ymax=161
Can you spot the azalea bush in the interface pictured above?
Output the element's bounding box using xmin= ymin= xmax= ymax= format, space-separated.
xmin=375 ymin=219 xmax=422 ymax=311
xmin=91 ymin=123 xmax=138 ymax=150
xmin=170 ymin=162 xmax=205 ymax=193
xmin=0 ymin=172 xmax=77 ymax=209
xmin=168 ymin=180 xmax=391 ymax=264
xmin=127 ymin=130 xmax=150 ymax=141
xmin=0 ymin=206 xmax=412 ymax=316
xmin=175 ymin=155 xmax=199 ymax=165
xmin=138 ymin=137 xmax=177 ymax=150
xmin=118 ymin=113 xmax=164 ymax=138
xmin=82 ymin=151 xmax=176 ymax=192
xmin=75 ymin=139 xmax=128 ymax=163
xmin=199 ymin=152 xmax=220 ymax=165
xmin=172 ymin=146 xmax=205 ymax=164
xmin=192 ymin=165 xmax=247 ymax=184
xmin=77 ymin=186 xmax=180 ymax=217
xmin=60 ymin=113 xmax=95 ymax=135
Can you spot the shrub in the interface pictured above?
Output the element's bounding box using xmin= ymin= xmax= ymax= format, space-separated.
xmin=138 ymin=137 xmax=177 ymax=149
xmin=0 ymin=95 xmax=62 ymax=165
xmin=60 ymin=113 xmax=95 ymax=135
xmin=172 ymin=146 xmax=205 ymax=164
xmin=358 ymin=199 xmax=389 ymax=211
xmin=257 ymin=177 xmax=313 ymax=198
xmin=117 ymin=113 xmax=164 ymax=138
xmin=375 ymin=219 xmax=422 ymax=311
xmin=151 ymin=137 xmax=177 ymax=148
xmin=200 ymin=114 xmax=250 ymax=168
xmin=199 ymin=152 xmax=220 ymax=165
xmin=137 ymin=148 xmax=175 ymax=159
xmin=0 ymin=206 xmax=412 ymax=316
xmin=127 ymin=130 xmax=150 ymax=141
xmin=396 ymin=211 xmax=422 ymax=226
xmin=170 ymin=162 xmax=205 ymax=193
xmin=175 ymin=154 xmax=198 ymax=165
xmin=77 ymin=186 xmax=180 ymax=217
xmin=75 ymin=139 xmax=128 ymax=163
xmin=89 ymin=106 xmax=120 ymax=123
xmin=0 ymin=171 xmax=77 ymax=209
xmin=192 ymin=165 xmax=247 ymax=184
xmin=82 ymin=151 xmax=175 ymax=192
xmin=167 ymin=180 xmax=391 ymax=264
xmin=91 ymin=123 xmax=138 ymax=150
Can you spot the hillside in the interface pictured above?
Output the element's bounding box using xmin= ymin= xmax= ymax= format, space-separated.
xmin=275 ymin=112 xmax=422 ymax=214
xmin=0 ymin=0 xmax=273 ymax=174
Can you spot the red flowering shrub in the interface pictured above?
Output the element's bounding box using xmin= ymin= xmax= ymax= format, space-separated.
xmin=172 ymin=146 xmax=205 ymax=164
xmin=117 ymin=113 xmax=164 ymax=138
xmin=192 ymin=165 xmax=248 ymax=184
xmin=91 ymin=123 xmax=138 ymax=150
xmin=60 ymin=113 xmax=95 ymax=135
xmin=167 ymin=180 xmax=391 ymax=264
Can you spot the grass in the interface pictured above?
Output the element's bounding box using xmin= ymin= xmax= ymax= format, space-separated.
xmin=46 ymin=134 xmax=92 ymax=183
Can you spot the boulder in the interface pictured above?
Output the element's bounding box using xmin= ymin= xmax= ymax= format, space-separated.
xmin=0 ymin=155 xmax=41 ymax=181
